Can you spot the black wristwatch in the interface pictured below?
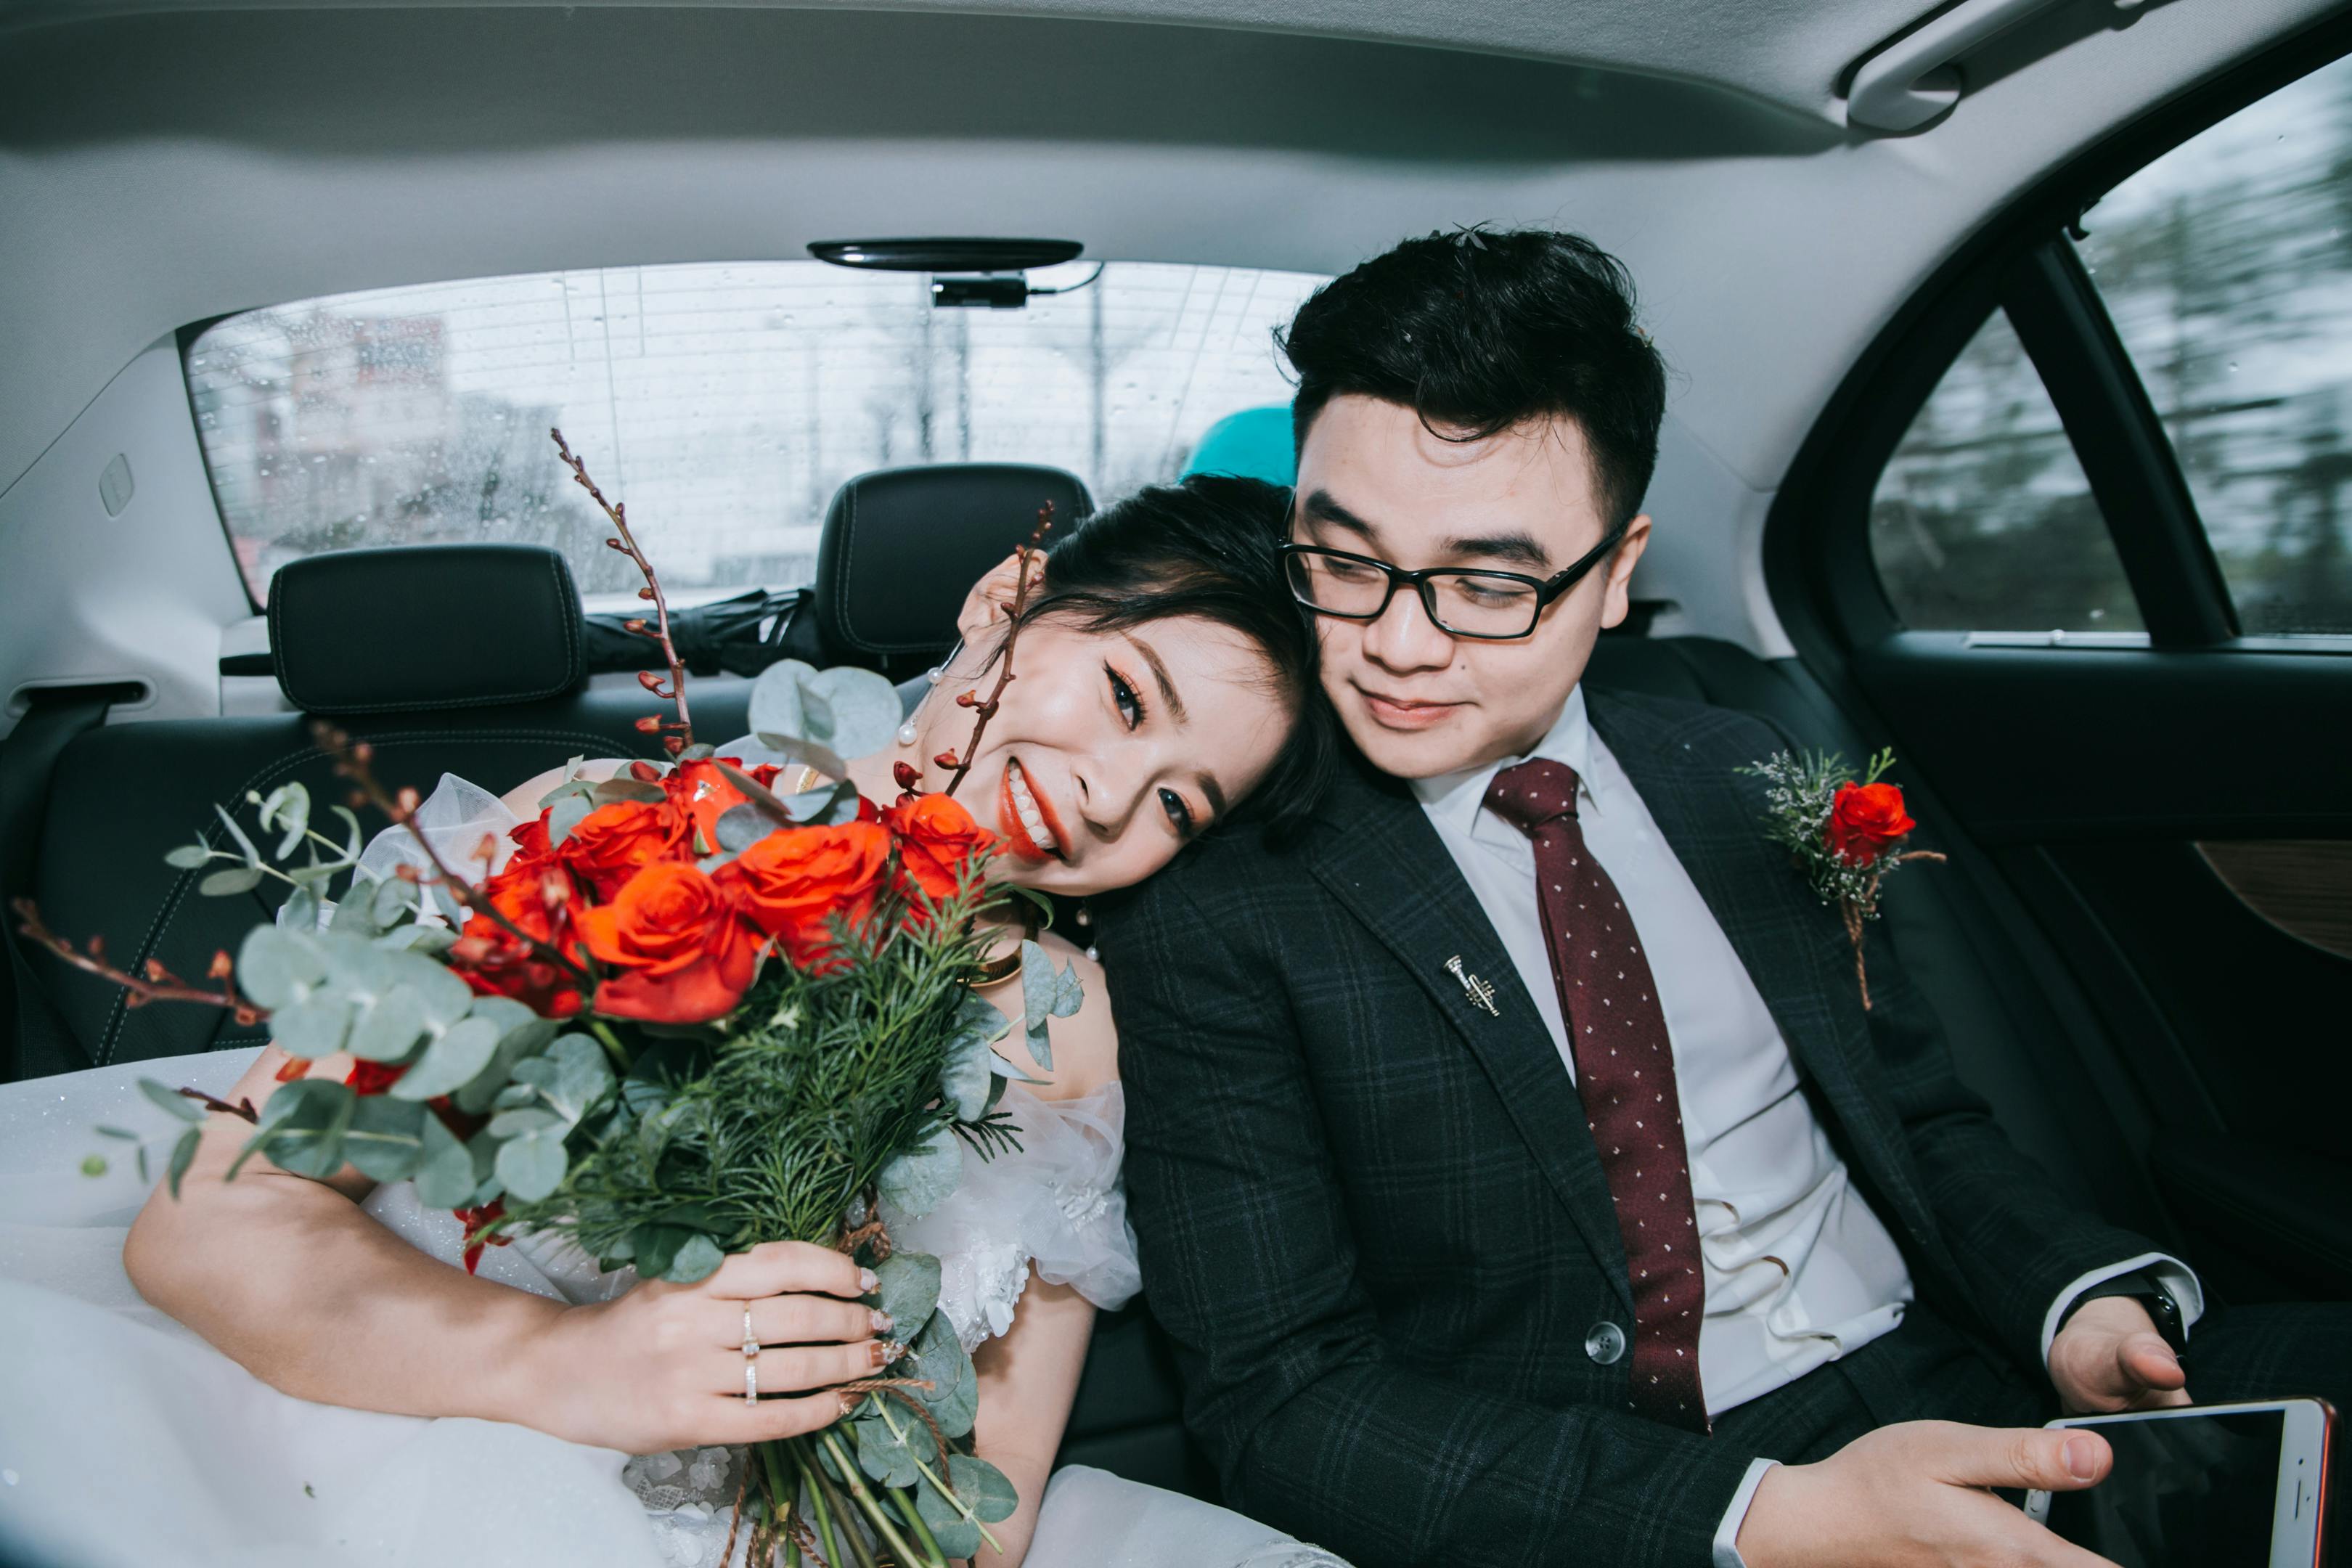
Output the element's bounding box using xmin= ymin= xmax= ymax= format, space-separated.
xmin=2059 ymin=1270 xmax=2189 ymax=1357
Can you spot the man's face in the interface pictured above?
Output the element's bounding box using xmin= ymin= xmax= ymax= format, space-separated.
xmin=1292 ymin=393 xmax=1651 ymax=780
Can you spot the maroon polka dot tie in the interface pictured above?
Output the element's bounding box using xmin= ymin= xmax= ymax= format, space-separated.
xmin=1486 ymin=757 xmax=1709 ymax=1432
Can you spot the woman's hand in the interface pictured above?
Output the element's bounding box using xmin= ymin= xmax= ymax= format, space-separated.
xmin=518 ymin=1241 xmax=899 ymax=1453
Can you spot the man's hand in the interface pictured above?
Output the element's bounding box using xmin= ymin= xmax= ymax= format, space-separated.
xmin=2049 ymin=1294 xmax=2192 ymax=1414
xmin=1735 ymin=1419 xmax=2118 ymax=1568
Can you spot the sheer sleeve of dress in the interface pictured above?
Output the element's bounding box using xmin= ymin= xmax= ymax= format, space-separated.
xmin=883 ymin=1079 xmax=1141 ymax=1351
xmin=285 ymin=772 xmax=525 ymax=932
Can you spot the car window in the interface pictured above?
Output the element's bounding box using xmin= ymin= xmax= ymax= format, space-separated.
xmin=1869 ymin=308 xmax=2144 ymax=633
xmin=185 ymin=261 xmax=1326 ymax=605
xmin=2075 ymin=54 xmax=2352 ymax=636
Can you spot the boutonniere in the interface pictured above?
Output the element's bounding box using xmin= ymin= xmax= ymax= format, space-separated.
xmin=1739 ymin=748 xmax=1945 ymax=1011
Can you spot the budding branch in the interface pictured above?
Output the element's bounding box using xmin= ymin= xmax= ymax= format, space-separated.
xmin=552 ymin=428 xmax=693 ymax=754
xmin=942 ymin=502 xmax=1054 ymax=799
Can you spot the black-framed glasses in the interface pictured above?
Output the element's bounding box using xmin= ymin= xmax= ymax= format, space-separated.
xmin=1278 ymin=521 xmax=1630 ymax=640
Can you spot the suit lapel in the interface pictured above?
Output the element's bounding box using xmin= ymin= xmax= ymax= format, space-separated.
xmin=1304 ymin=756 xmax=1636 ymax=1316
xmin=1588 ymin=693 xmax=1956 ymax=1278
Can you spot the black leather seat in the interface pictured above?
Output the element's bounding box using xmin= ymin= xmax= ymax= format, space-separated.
xmin=777 ymin=463 xmax=1093 ymax=681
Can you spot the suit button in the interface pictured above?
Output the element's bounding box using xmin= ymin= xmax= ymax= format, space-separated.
xmin=1585 ymin=1321 xmax=1627 ymax=1365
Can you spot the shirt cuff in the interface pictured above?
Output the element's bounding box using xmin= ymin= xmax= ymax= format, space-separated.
xmin=1711 ymin=1455 xmax=1781 ymax=1568
xmin=2038 ymin=1251 xmax=2206 ymax=1366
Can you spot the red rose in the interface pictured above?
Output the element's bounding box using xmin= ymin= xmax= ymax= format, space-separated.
xmin=663 ymin=758 xmax=764 ymax=858
xmin=1824 ymin=780 xmax=1916 ymax=866
xmin=506 ymin=811 xmax=555 ymax=870
xmin=718 ymin=820 xmax=892 ymax=970
xmin=345 ymin=1058 xmax=403 ymax=1095
xmin=560 ymin=799 xmax=685 ymax=899
xmin=452 ymin=862 xmax=587 ymax=1018
xmin=454 ymin=1199 xmax=511 ymax=1275
xmin=574 ymin=862 xmax=759 ymax=1024
xmin=882 ymin=793 xmax=995 ymax=910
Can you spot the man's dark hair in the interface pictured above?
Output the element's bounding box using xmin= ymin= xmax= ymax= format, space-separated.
xmin=1279 ymin=228 xmax=1668 ymax=528
xmin=1018 ymin=472 xmax=1336 ymax=836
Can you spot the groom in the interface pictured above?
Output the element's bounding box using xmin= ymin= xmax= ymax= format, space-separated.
xmin=1100 ymin=228 xmax=2348 ymax=1568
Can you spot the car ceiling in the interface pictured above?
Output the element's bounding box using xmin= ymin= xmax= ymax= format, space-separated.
xmin=0 ymin=0 xmax=2337 ymax=661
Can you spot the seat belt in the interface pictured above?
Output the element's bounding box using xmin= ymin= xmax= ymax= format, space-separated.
xmin=0 ymin=687 xmax=119 ymax=1082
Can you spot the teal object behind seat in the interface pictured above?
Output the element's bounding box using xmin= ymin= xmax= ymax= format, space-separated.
xmin=1183 ymin=405 xmax=1295 ymax=486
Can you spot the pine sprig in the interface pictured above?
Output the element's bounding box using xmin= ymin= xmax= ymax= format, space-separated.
xmin=1739 ymin=747 xmax=1913 ymax=916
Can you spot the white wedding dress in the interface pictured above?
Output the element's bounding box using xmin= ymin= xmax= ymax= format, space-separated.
xmin=0 ymin=777 xmax=1348 ymax=1568
xmin=0 ymin=1050 xmax=1345 ymax=1568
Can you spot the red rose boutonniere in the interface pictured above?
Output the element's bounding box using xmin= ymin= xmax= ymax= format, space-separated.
xmin=1739 ymin=747 xmax=1945 ymax=1010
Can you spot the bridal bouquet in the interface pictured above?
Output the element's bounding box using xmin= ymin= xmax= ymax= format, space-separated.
xmin=16 ymin=432 xmax=1082 ymax=1568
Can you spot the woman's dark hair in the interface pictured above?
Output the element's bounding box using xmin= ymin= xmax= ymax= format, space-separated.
xmin=1279 ymin=227 xmax=1668 ymax=528
xmin=1017 ymin=472 xmax=1336 ymax=836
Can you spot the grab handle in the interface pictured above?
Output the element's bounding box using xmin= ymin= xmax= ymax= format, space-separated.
xmin=1845 ymin=0 xmax=2147 ymax=132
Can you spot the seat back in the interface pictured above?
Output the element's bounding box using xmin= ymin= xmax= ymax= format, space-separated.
xmin=784 ymin=463 xmax=1093 ymax=681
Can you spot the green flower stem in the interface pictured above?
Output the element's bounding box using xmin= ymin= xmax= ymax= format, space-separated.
xmin=790 ymin=1441 xmax=846 ymax=1568
xmin=799 ymin=1440 xmax=881 ymax=1568
xmin=820 ymin=1428 xmax=934 ymax=1568
xmin=586 ymin=1019 xmax=631 ymax=1071
xmin=875 ymin=1401 xmax=1005 ymax=1555
xmin=890 ymin=1484 xmax=950 ymax=1563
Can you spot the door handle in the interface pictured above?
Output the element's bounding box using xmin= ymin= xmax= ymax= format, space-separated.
xmin=1845 ymin=0 xmax=2149 ymax=133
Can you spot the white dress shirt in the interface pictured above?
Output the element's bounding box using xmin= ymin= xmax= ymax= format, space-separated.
xmin=1410 ymin=687 xmax=2201 ymax=1565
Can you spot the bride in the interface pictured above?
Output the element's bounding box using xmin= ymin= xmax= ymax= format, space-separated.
xmin=0 ymin=475 xmax=1348 ymax=1568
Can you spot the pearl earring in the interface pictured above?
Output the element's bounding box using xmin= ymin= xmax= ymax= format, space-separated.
xmin=896 ymin=718 xmax=919 ymax=746
xmin=1077 ymin=901 xmax=1098 ymax=962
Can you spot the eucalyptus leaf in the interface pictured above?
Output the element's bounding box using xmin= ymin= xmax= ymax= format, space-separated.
xmin=495 ymin=1125 xmax=569 ymax=1202
xmin=947 ymin=1453 xmax=1018 ymax=1522
xmin=941 ymin=992 xmax=1010 ymax=1119
xmin=389 ymin=1015 xmax=501 ymax=1101
xmin=369 ymin=875 xmax=417 ymax=928
xmin=546 ymin=793 xmax=594 ymax=848
xmin=270 ymin=990 xmax=354 ymax=1058
xmin=329 ymin=887 xmax=384 ymax=937
xmin=486 ymin=1106 xmax=562 ymax=1138
xmin=539 ymin=1033 xmax=616 ymax=1124
xmin=164 ymin=844 xmax=213 ymax=870
xmin=590 ymin=776 xmax=668 ymax=806
xmin=165 ymin=1126 xmax=202 ymax=1200
xmin=1018 ymin=941 xmax=1086 ymax=1072
xmin=257 ymin=782 xmax=311 ymax=859
xmin=781 ymin=783 xmax=861 ymax=827
xmin=138 ymin=1078 xmax=203 ymax=1123
xmin=854 ymin=1408 xmax=936 ymax=1490
xmin=383 ymin=950 xmax=473 ymax=1029
xmin=200 ymin=865 xmax=266 ymax=897
xmin=345 ymin=984 xmax=428 ymax=1062
xmin=330 ymin=805 xmax=367 ymax=864
xmin=802 ymin=666 xmax=902 ymax=761
xmin=877 ymin=1124 xmax=962 ymax=1220
xmin=452 ymin=1004 xmax=558 ymax=1116
xmin=663 ymin=1232 xmax=725 ymax=1284
xmin=413 ymin=1110 xmax=476 ymax=1208
xmin=713 ymin=801 xmax=774 ymax=854
xmin=536 ymin=759 xmax=591 ymax=810
xmin=256 ymin=1079 xmax=358 ymax=1179
xmin=213 ymin=802 xmax=262 ymax=870
xmin=280 ymin=883 xmax=322 ymax=934
xmin=343 ymin=1095 xmax=429 ymax=1182
xmin=870 ymin=1251 xmax=941 ymax=1336
xmin=375 ymin=923 xmax=457 ymax=955
xmin=631 ymin=1223 xmax=690 ymax=1279
xmin=907 ymin=1311 xmax=979 ymax=1438
xmin=236 ymin=926 xmax=327 ymax=1011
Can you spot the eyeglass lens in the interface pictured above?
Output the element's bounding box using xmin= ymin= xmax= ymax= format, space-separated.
xmin=1284 ymin=550 xmax=1545 ymax=637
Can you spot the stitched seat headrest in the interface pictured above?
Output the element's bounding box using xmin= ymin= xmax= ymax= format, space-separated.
xmin=815 ymin=465 xmax=1093 ymax=660
xmin=267 ymin=544 xmax=586 ymax=715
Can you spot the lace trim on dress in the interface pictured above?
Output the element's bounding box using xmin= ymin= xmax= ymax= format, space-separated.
xmin=884 ymin=1079 xmax=1140 ymax=1352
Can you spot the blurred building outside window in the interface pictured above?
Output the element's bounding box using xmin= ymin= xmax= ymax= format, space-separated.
xmin=185 ymin=261 xmax=1325 ymax=608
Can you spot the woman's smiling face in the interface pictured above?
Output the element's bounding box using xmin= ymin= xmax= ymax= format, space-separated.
xmin=905 ymin=610 xmax=1294 ymax=897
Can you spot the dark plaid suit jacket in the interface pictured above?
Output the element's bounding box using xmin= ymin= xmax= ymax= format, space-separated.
xmin=1098 ymin=687 xmax=2168 ymax=1568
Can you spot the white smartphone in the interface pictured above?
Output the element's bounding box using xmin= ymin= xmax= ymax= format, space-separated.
xmin=2022 ymin=1397 xmax=2334 ymax=1568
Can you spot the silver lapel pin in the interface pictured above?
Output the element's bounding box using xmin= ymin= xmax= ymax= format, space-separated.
xmin=1444 ymin=955 xmax=1500 ymax=1017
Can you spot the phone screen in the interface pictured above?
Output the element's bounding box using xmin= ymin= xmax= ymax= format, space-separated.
xmin=2043 ymin=1410 xmax=2284 ymax=1567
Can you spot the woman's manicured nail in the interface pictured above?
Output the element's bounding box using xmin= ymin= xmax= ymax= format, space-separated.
xmin=872 ymin=1339 xmax=907 ymax=1368
xmin=858 ymin=1267 xmax=878 ymax=1293
xmin=870 ymin=1308 xmax=894 ymax=1334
